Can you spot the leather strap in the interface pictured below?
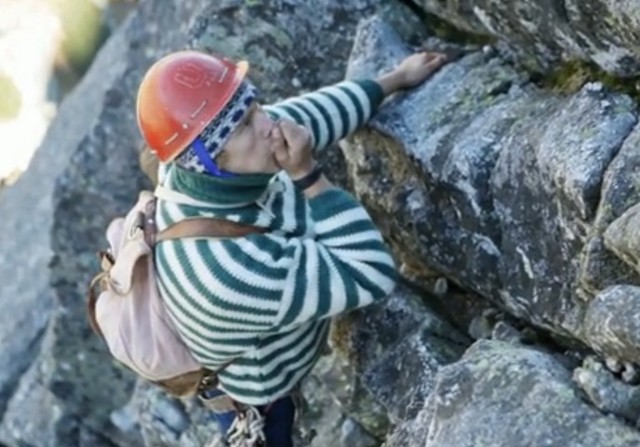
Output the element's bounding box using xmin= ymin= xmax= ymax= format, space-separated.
xmin=156 ymin=217 xmax=266 ymax=243
xmin=87 ymin=195 xmax=264 ymax=390
xmin=145 ymin=194 xmax=266 ymax=244
xmin=152 ymin=207 xmax=264 ymax=395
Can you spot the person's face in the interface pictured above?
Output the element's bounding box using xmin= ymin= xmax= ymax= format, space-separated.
xmin=216 ymin=102 xmax=283 ymax=174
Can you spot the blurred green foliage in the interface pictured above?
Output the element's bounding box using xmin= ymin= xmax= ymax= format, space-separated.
xmin=48 ymin=0 xmax=110 ymax=76
xmin=0 ymin=73 xmax=22 ymax=121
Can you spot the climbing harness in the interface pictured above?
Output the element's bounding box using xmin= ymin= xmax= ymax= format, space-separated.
xmin=226 ymin=405 xmax=267 ymax=447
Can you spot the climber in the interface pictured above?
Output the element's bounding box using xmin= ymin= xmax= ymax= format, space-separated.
xmin=136 ymin=49 xmax=449 ymax=446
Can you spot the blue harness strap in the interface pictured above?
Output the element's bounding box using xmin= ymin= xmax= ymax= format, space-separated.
xmin=192 ymin=137 xmax=237 ymax=178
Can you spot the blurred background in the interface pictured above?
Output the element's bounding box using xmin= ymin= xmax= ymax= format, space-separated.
xmin=0 ymin=0 xmax=136 ymax=188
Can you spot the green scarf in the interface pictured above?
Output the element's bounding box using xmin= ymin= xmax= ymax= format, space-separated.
xmin=171 ymin=164 xmax=275 ymax=206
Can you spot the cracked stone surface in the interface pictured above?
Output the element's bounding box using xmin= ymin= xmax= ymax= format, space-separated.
xmin=344 ymin=16 xmax=640 ymax=362
xmin=574 ymin=356 xmax=640 ymax=426
xmin=4 ymin=3 xmax=640 ymax=446
xmin=413 ymin=341 xmax=640 ymax=447
xmin=414 ymin=0 xmax=640 ymax=76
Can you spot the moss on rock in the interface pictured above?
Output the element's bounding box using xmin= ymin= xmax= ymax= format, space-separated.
xmin=540 ymin=59 xmax=640 ymax=100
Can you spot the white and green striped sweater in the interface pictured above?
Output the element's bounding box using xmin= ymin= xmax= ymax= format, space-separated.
xmin=155 ymin=80 xmax=397 ymax=405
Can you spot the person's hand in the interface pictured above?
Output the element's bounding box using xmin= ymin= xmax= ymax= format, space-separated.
xmin=271 ymin=119 xmax=315 ymax=180
xmin=395 ymin=52 xmax=448 ymax=89
xmin=376 ymin=51 xmax=449 ymax=96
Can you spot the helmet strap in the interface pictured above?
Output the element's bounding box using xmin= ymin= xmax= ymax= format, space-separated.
xmin=192 ymin=138 xmax=236 ymax=178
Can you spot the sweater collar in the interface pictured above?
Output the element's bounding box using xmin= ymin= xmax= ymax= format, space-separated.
xmin=170 ymin=164 xmax=275 ymax=206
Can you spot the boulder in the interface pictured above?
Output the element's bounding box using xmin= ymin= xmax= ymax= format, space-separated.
xmin=331 ymin=284 xmax=468 ymax=430
xmin=343 ymin=16 xmax=640 ymax=355
xmin=574 ymin=356 xmax=640 ymax=426
xmin=603 ymin=202 xmax=640 ymax=273
xmin=579 ymin=123 xmax=640 ymax=298
xmin=584 ymin=285 xmax=640 ymax=364
xmin=0 ymin=1 xmax=425 ymax=446
xmin=414 ymin=0 xmax=640 ymax=76
xmin=399 ymin=340 xmax=640 ymax=447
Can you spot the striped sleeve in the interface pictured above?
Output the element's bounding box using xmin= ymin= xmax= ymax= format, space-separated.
xmin=264 ymin=80 xmax=384 ymax=152
xmin=202 ymin=188 xmax=397 ymax=330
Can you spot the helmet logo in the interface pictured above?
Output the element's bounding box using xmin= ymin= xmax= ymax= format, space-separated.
xmin=174 ymin=63 xmax=228 ymax=89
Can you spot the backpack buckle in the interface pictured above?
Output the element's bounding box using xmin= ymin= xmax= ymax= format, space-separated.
xmin=143 ymin=198 xmax=158 ymax=246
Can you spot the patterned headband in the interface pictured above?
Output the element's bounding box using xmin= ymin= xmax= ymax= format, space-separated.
xmin=175 ymin=79 xmax=258 ymax=175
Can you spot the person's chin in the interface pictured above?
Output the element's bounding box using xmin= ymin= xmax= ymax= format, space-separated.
xmin=267 ymin=156 xmax=283 ymax=174
xmin=256 ymin=165 xmax=280 ymax=175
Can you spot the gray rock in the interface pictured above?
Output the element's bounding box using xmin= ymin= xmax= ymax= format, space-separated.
xmin=0 ymin=0 xmax=219 ymax=445
xmin=622 ymin=363 xmax=640 ymax=385
xmin=309 ymin=351 xmax=389 ymax=440
xmin=604 ymin=203 xmax=640 ymax=273
xmin=332 ymin=284 xmax=468 ymax=426
xmin=574 ymin=356 xmax=640 ymax=425
xmin=418 ymin=340 xmax=640 ymax=447
xmin=382 ymin=407 xmax=432 ymax=447
xmin=110 ymin=402 xmax=139 ymax=435
xmin=491 ymin=83 xmax=635 ymax=334
xmin=579 ymin=123 xmax=640 ymax=298
xmin=584 ymin=285 xmax=640 ymax=364
xmin=149 ymin=399 xmax=191 ymax=439
xmin=332 ymin=284 xmax=468 ymax=366
xmin=491 ymin=320 xmax=523 ymax=344
xmin=186 ymin=0 xmax=415 ymax=106
xmin=0 ymin=364 xmax=62 ymax=447
xmin=134 ymin=381 xmax=215 ymax=447
xmin=340 ymin=418 xmax=378 ymax=447
xmin=606 ymin=356 xmax=624 ymax=374
xmin=343 ymin=16 xmax=640 ymax=357
xmin=1 ymin=1 xmax=421 ymax=446
xmin=346 ymin=19 xmax=527 ymax=300
xmin=361 ymin=323 xmax=464 ymax=423
xmin=414 ymin=0 xmax=640 ymax=76
xmin=298 ymin=362 xmax=346 ymax=447
xmin=468 ymin=309 xmax=502 ymax=340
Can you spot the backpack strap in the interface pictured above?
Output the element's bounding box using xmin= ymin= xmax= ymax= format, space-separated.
xmin=149 ymin=200 xmax=266 ymax=396
xmin=88 ymin=190 xmax=266 ymax=395
xmin=156 ymin=217 xmax=266 ymax=242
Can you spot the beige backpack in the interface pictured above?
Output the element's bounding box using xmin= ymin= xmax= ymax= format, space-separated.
xmin=87 ymin=190 xmax=264 ymax=397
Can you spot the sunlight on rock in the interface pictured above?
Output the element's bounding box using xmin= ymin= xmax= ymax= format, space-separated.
xmin=0 ymin=0 xmax=112 ymax=187
xmin=0 ymin=0 xmax=60 ymax=186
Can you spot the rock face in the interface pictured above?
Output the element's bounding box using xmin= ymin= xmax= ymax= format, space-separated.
xmin=0 ymin=0 xmax=425 ymax=446
xmin=344 ymin=16 xmax=640 ymax=357
xmin=0 ymin=0 xmax=221 ymax=446
xmin=413 ymin=0 xmax=640 ymax=76
xmin=414 ymin=341 xmax=640 ymax=447
xmin=4 ymin=0 xmax=640 ymax=446
xmin=584 ymin=285 xmax=640 ymax=363
xmin=331 ymin=285 xmax=468 ymax=428
xmin=342 ymin=15 xmax=640 ymax=445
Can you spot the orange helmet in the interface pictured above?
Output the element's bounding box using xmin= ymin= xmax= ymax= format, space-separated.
xmin=136 ymin=51 xmax=249 ymax=162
